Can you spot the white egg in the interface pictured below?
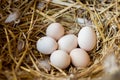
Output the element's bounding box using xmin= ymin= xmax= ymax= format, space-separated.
xmin=46 ymin=23 xmax=64 ymax=40
xmin=70 ymin=48 xmax=90 ymax=68
xmin=50 ymin=50 xmax=70 ymax=69
xmin=58 ymin=34 xmax=78 ymax=53
xmin=36 ymin=36 xmax=58 ymax=54
xmin=78 ymin=26 xmax=96 ymax=51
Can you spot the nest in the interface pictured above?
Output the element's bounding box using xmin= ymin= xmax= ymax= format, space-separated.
xmin=0 ymin=0 xmax=120 ymax=80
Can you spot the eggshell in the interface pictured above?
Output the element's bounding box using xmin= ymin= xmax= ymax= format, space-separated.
xmin=58 ymin=34 xmax=78 ymax=53
xmin=78 ymin=27 xmax=96 ymax=51
xmin=70 ymin=48 xmax=90 ymax=68
xmin=50 ymin=50 xmax=70 ymax=69
xmin=36 ymin=36 xmax=57 ymax=54
xmin=46 ymin=23 xmax=64 ymax=40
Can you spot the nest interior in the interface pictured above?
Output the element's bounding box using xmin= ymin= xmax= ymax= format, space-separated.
xmin=0 ymin=0 xmax=120 ymax=80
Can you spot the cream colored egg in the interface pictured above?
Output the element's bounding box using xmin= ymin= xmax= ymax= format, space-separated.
xmin=58 ymin=34 xmax=78 ymax=53
xmin=70 ymin=48 xmax=90 ymax=68
xmin=50 ymin=50 xmax=70 ymax=69
xmin=78 ymin=26 xmax=96 ymax=51
xmin=36 ymin=36 xmax=57 ymax=55
xmin=46 ymin=23 xmax=64 ymax=40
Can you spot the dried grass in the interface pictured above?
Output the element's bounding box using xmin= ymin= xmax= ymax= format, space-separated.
xmin=0 ymin=0 xmax=120 ymax=80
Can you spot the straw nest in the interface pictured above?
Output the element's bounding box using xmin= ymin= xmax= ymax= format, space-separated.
xmin=0 ymin=0 xmax=120 ymax=80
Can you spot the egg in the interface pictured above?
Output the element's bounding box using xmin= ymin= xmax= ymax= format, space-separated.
xmin=70 ymin=48 xmax=90 ymax=68
xmin=46 ymin=23 xmax=64 ymax=40
xmin=50 ymin=50 xmax=70 ymax=69
xmin=78 ymin=26 xmax=96 ymax=51
xmin=58 ymin=34 xmax=78 ymax=53
xmin=36 ymin=36 xmax=58 ymax=54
